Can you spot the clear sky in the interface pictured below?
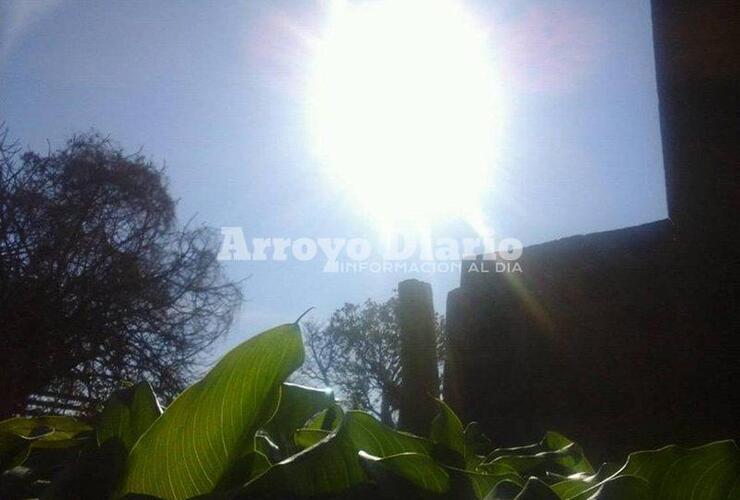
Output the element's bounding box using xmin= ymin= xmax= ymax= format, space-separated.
xmin=0 ymin=0 xmax=666 ymax=360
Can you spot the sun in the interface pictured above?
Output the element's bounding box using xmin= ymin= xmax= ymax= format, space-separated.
xmin=307 ymin=0 xmax=502 ymax=235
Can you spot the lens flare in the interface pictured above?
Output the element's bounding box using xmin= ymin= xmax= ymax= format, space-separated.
xmin=308 ymin=0 xmax=502 ymax=235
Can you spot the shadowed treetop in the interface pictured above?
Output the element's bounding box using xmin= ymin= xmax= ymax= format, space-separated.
xmin=0 ymin=128 xmax=242 ymax=417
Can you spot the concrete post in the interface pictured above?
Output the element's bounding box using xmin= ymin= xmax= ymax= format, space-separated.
xmin=397 ymin=279 xmax=439 ymax=436
xmin=441 ymin=287 xmax=468 ymax=418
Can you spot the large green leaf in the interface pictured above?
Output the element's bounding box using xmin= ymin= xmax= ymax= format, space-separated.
xmin=486 ymin=432 xmax=575 ymax=461
xmin=550 ymin=462 xmax=621 ymax=498
xmin=583 ymin=475 xmax=650 ymax=500
xmin=0 ymin=416 xmax=92 ymax=472
xmin=571 ymin=440 xmax=740 ymax=500
xmin=294 ymin=428 xmax=331 ymax=450
xmin=117 ymin=323 xmax=304 ymax=499
xmin=359 ymin=451 xmax=450 ymax=496
xmin=464 ymin=422 xmax=494 ymax=458
xmin=213 ymin=450 xmax=272 ymax=493
xmin=0 ymin=416 xmax=92 ymax=443
xmin=300 ymin=404 xmax=343 ymax=432
xmin=512 ymin=477 xmax=559 ymax=499
xmin=40 ymin=438 xmax=130 ymax=500
xmin=253 ymin=433 xmax=281 ymax=463
xmin=261 ymin=383 xmax=333 ymax=455
xmin=242 ymin=410 xmax=432 ymax=497
xmin=0 ymin=432 xmax=29 ymax=471
xmin=430 ymin=399 xmax=465 ymax=462
xmin=448 ymin=465 xmax=524 ymax=499
xmin=427 ymin=401 xmax=522 ymax=498
xmin=484 ymin=432 xmax=593 ymax=477
xmin=97 ymin=382 xmax=162 ymax=451
xmin=293 ymin=405 xmax=343 ymax=450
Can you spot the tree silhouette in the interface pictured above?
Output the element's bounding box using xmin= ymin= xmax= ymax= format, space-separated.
xmin=297 ymin=297 xmax=444 ymax=426
xmin=0 ymin=128 xmax=241 ymax=417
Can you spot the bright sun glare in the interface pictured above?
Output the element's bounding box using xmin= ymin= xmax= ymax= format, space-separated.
xmin=309 ymin=0 xmax=501 ymax=235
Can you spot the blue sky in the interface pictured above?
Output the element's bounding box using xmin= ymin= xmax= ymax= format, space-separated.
xmin=0 ymin=0 xmax=666 ymax=360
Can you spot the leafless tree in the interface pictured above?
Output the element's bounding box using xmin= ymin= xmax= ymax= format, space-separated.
xmin=0 ymin=128 xmax=241 ymax=417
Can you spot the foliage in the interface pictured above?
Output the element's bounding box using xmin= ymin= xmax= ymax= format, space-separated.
xmin=0 ymin=322 xmax=738 ymax=500
xmin=297 ymin=297 xmax=444 ymax=424
xmin=0 ymin=128 xmax=242 ymax=416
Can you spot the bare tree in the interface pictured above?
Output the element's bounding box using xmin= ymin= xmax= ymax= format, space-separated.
xmin=296 ymin=297 xmax=444 ymax=426
xmin=0 ymin=128 xmax=241 ymax=417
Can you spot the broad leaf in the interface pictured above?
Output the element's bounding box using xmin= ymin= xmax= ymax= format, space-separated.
xmin=430 ymin=399 xmax=465 ymax=462
xmin=253 ymin=433 xmax=281 ymax=463
xmin=0 ymin=432 xmax=29 ymax=471
xmin=584 ymin=475 xmax=650 ymax=500
xmin=512 ymin=477 xmax=559 ymax=499
xmin=360 ymin=450 xmax=450 ymax=496
xmin=487 ymin=432 xmax=576 ymax=461
xmin=572 ymin=440 xmax=740 ymax=500
xmin=428 ymin=401 xmax=525 ymax=499
xmin=464 ymin=422 xmax=494 ymax=458
xmin=261 ymin=383 xmax=333 ymax=455
xmin=0 ymin=416 xmax=92 ymax=443
xmin=449 ymin=466 xmax=524 ymax=500
xmin=242 ymin=410 xmax=431 ymax=497
xmin=0 ymin=415 xmax=92 ymax=472
xmin=485 ymin=432 xmax=593 ymax=477
xmin=118 ymin=323 xmax=304 ymax=499
xmin=40 ymin=438 xmax=129 ymax=500
xmin=214 ymin=450 xmax=271 ymax=493
xmin=482 ymin=479 xmax=524 ymax=500
xmin=293 ymin=405 xmax=344 ymax=450
xmin=301 ymin=405 xmax=343 ymax=431
xmin=294 ymin=428 xmax=331 ymax=449
xmin=550 ymin=462 xmax=621 ymax=498
xmin=97 ymin=381 xmax=162 ymax=451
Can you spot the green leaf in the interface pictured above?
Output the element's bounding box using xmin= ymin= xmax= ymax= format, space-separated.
xmin=253 ymin=434 xmax=281 ymax=463
xmin=428 ymin=402 xmax=524 ymax=499
xmin=359 ymin=451 xmax=450 ymax=495
xmin=118 ymin=323 xmax=304 ymax=500
xmin=464 ymin=422 xmax=494 ymax=458
xmin=41 ymin=438 xmax=129 ymax=500
xmin=512 ymin=477 xmax=559 ymax=499
xmin=0 ymin=415 xmax=92 ymax=473
xmin=430 ymin=399 xmax=465 ymax=468
xmin=487 ymin=446 xmax=589 ymax=479
xmin=261 ymin=383 xmax=333 ymax=455
xmin=242 ymin=410 xmax=432 ymax=497
xmin=0 ymin=432 xmax=29 ymax=471
xmin=485 ymin=432 xmax=593 ymax=477
xmin=214 ymin=450 xmax=271 ymax=493
xmin=430 ymin=399 xmax=465 ymax=460
xmin=302 ymin=405 xmax=343 ymax=432
xmin=481 ymin=478 xmax=523 ymax=500
xmin=0 ymin=416 xmax=92 ymax=443
xmin=572 ymin=440 xmax=740 ymax=500
xmin=293 ymin=405 xmax=344 ymax=450
xmin=584 ymin=475 xmax=650 ymax=500
xmin=550 ymin=462 xmax=621 ymax=498
xmin=97 ymin=382 xmax=162 ymax=451
xmin=487 ymin=432 xmax=574 ymax=461
xmin=294 ymin=428 xmax=331 ymax=450
xmin=449 ymin=466 xmax=524 ymax=500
